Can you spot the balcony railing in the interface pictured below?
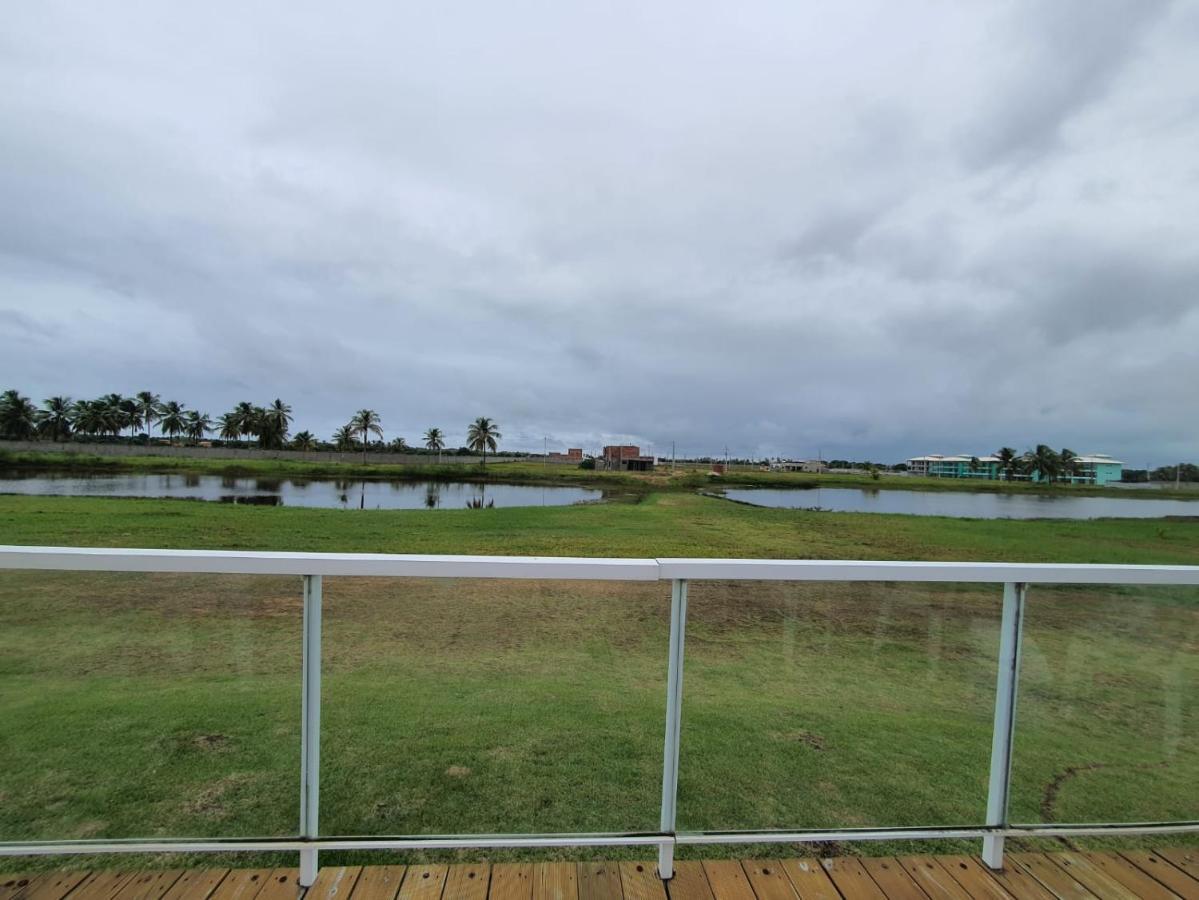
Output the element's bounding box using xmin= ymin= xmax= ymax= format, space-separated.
xmin=0 ymin=546 xmax=1196 ymax=885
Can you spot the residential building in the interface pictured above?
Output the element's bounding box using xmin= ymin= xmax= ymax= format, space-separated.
xmin=907 ymin=452 xmax=1123 ymax=484
xmin=769 ymin=459 xmax=829 ymax=473
xmin=599 ymin=444 xmax=655 ymax=472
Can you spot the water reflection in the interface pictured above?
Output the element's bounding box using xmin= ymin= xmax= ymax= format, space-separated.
xmin=721 ymin=486 xmax=1199 ymax=519
xmin=0 ymin=471 xmax=603 ymax=510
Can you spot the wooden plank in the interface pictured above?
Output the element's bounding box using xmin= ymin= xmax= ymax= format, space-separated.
xmin=248 ymin=870 xmax=300 ymax=900
xmin=443 ymin=865 xmax=489 ymax=900
xmin=113 ymin=871 xmax=185 ymax=900
xmin=779 ymin=860 xmax=839 ymax=900
xmin=397 ymin=866 xmax=448 ymax=900
xmin=351 ymin=868 xmax=408 ymax=900
xmin=306 ymin=868 xmax=362 ymax=900
xmin=20 ymin=871 xmax=91 ymax=900
xmin=577 ymin=863 xmax=622 ymax=900
xmin=68 ymin=872 xmax=139 ymax=900
xmin=489 ymin=866 xmax=533 ymax=900
xmin=616 ymin=863 xmax=662 ymax=900
xmin=532 ymin=864 xmax=577 ymax=900
xmin=739 ymin=862 xmax=796 ymax=900
xmin=1 ymin=875 xmax=37 ymax=900
xmin=973 ymin=857 xmax=1058 ymax=900
xmin=1010 ymin=855 xmax=1098 ymax=900
xmin=1044 ymin=855 xmax=1137 ymax=900
xmin=1119 ymin=852 xmax=1199 ymax=900
xmin=1159 ymin=852 xmax=1199 ymax=882
xmin=935 ymin=858 xmax=1014 ymax=900
xmin=859 ymin=858 xmax=931 ymax=900
xmin=699 ymin=863 xmax=754 ymax=900
xmin=664 ymin=862 xmax=712 ymax=900
xmin=159 ymin=871 xmax=229 ymax=900
xmin=896 ymin=857 xmax=972 ymax=900
xmin=819 ymin=857 xmax=886 ymax=900
xmin=208 ymin=869 xmax=274 ymax=900
xmin=1079 ymin=854 xmax=1181 ymax=900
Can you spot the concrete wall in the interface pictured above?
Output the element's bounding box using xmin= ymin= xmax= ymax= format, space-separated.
xmin=0 ymin=439 xmax=575 ymax=468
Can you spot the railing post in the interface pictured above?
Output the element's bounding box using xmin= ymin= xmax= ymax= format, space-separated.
xmin=658 ymin=578 xmax=688 ymax=879
xmin=983 ymin=581 xmax=1026 ymax=869
xmin=299 ymin=574 xmax=322 ymax=886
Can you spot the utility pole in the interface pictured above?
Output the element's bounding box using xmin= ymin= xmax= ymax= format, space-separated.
xmin=672 ymin=441 xmax=676 ymax=474
xmin=1177 ymin=462 xmax=1183 ymax=490
xmin=544 ymin=436 xmax=547 ymax=470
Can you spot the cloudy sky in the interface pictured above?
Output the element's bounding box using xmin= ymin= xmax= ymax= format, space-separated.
xmin=2 ymin=1 xmax=1197 ymax=465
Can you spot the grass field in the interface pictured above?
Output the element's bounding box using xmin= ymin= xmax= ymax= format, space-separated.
xmin=0 ymin=492 xmax=1195 ymax=872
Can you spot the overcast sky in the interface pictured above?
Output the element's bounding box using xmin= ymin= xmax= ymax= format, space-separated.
xmin=2 ymin=1 xmax=1197 ymax=465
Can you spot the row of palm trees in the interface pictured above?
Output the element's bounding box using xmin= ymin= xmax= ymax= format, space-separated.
xmin=0 ymin=389 xmax=503 ymax=463
xmin=324 ymin=410 xmax=502 ymax=465
xmin=990 ymin=445 xmax=1084 ymax=482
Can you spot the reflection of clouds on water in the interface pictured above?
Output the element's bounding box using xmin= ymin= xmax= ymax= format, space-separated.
xmin=3 ymin=473 xmax=602 ymax=510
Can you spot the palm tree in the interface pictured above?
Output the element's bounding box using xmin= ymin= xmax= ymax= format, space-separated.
xmin=134 ymin=391 xmax=161 ymax=442
xmin=0 ymin=389 xmax=38 ymax=440
xmin=71 ymin=399 xmax=104 ymax=437
xmin=184 ymin=411 xmax=212 ymax=443
xmin=97 ymin=393 xmax=131 ymax=441
xmin=466 ymin=417 xmax=501 ymax=467
xmin=120 ymin=397 xmax=142 ymax=438
xmin=424 ymin=427 xmax=445 ymax=463
xmin=229 ymin=401 xmax=258 ymax=442
xmin=350 ymin=409 xmax=383 ymax=459
xmin=217 ymin=413 xmax=241 ymax=442
xmin=159 ymin=401 xmax=187 ymax=443
xmin=1059 ymin=448 xmax=1080 ymax=483
xmin=257 ymin=399 xmax=292 ymax=449
xmin=389 ymin=436 xmax=408 ymax=452
xmin=995 ymin=447 xmax=1018 ymax=481
xmin=1028 ymin=444 xmax=1060 ymax=484
xmin=291 ymin=431 xmax=317 ymax=451
xmin=332 ymin=424 xmax=356 ymax=450
xmin=38 ymin=396 xmax=74 ymax=442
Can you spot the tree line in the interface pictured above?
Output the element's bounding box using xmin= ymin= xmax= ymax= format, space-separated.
xmin=0 ymin=389 xmax=504 ymax=464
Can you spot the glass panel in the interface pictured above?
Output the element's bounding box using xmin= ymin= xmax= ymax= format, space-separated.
xmin=676 ymin=580 xmax=1002 ymax=832
xmin=0 ymin=570 xmax=302 ymax=841
xmin=1010 ymin=583 xmax=1198 ymax=825
xmin=320 ymin=577 xmax=668 ymax=835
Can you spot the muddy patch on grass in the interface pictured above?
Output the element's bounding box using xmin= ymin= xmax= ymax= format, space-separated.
xmin=181 ymin=773 xmax=255 ymax=819
xmin=444 ymin=765 xmax=472 ymax=778
xmin=772 ymin=730 xmax=826 ymax=751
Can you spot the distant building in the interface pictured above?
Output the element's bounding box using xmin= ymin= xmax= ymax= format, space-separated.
xmin=907 ymin=452 xmax=1123 ymax=484
xmin=548 ymin=448 xmax=584 ymax=461
xmin=599 ymin=444 xmax=655 ymax=472
xmin=906 ymin=454 xmax=1001 ymax=479
xmin=770 ymin=459 xmax=828 ymax=473
xmin=1060 ymin=454 xmax=1124 ymax=485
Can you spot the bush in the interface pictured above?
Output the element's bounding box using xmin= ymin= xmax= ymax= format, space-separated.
xmin=578 ymin=458 xmax=595 ymax=470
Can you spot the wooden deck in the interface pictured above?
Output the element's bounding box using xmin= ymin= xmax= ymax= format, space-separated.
xmin=1 ymin=851 xmax=1196 ymax=900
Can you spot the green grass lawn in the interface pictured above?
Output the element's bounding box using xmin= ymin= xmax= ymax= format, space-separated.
xmin=0 ymin=493 xmax=1195 ymax=872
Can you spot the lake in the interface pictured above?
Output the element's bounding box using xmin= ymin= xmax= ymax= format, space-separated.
xmin=720 ymin=486 xmax=1199 ymax=519
xmin=0 ymin=472 xmax=602 ymax=510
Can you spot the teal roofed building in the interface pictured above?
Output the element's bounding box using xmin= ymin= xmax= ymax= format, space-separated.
xmin=907 ymin=452 xmax=1124 ymax=484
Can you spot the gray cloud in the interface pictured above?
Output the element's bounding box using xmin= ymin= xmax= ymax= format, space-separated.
xmin=1 ymin=1 xmax=1197 ymax=466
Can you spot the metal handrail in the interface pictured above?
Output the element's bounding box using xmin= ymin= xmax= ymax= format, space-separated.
xmin=1 ymin=546 xmax=1196 ymax=883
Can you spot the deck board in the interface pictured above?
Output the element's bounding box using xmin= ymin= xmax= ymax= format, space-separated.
xmin=577 ymin=863 xmax=622 ymax=900
xmin=897 ymin=856 xmax=973 ymax=900
xmin=699 ymin=864 xmax=754 ymax=900
xmin=532 ymin=864 xmax=577 ymax=900
xmin=820 ymin=857 xmax=887 ymax=900
xmin=2 ymin=849 xmax=1194 ymax=900
xmin=663 ymin=863 xmax=711 ymax=900
xmin=1118 ymin=853 xmax=1199 ymax=900
xmin=858 ymin=858 xmax=929 ymax=900
xmin=487 ymin=867 xmax=532 ymax=900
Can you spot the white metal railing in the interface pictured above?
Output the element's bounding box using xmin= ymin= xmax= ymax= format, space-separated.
xmin=0 ymin=546 xmax=1196 ymax=884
